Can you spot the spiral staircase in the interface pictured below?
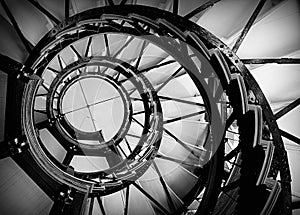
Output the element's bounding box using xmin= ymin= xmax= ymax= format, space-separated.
xmin=0 ymin=0 xmax=299 ymax=214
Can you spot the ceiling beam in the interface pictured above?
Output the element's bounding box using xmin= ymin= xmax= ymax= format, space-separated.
xmin=241 ymin=58 xmax=300 ymax=64
xmin=280 ymin=129 xmax=300 ymax=146
xmin=184 ymin=0 xmax=222 ymax=20
xmin=0 ymin=0 xmax=32 ymax=53
xmin=232 ymin=0 xmax=267 ymax=53
xmin=25 ymin=0 xmax=60 ymax=25
xmin=65 ymin=0 xmax=69 ymax=19
xmin=275 ymin=98 xmax=300 ymax=120
xmin=172 ymin=0 xmax=178 ymax=15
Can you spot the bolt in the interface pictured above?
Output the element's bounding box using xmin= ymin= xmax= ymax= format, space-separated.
xmin=230 ymin=66 xmax=237 ymax=72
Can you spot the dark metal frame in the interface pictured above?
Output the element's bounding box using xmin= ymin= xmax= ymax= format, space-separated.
xmin=16 ymin=5 xmax=226 ymax=214
xmin=0 ymin=0 xmax=297 ymax=214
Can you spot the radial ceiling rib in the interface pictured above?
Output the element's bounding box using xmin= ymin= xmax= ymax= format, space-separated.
xmin=135 ymin=40 xmax=147 ymax=70
xmin=65 ymin=0 xmax=69 ymax=19
xmin=113 ymin=36 xmax=135 ymax=58
xmin=70 ymin=45 xmax=81 ymax=60
xmin=106 ymin=0 xmax=115 ymax=6
xmin=275 ymin=97 xmax=300 ymax=120
xmin=280 ymin=129 xmax=300 ymax=146
xmin=158 ymin=95 xmax=205 ymax=107
xmin=156 ymin=153 xmax=201 ymax=168
xmin=183 ymin=0 xmax=222 ymax=20
xmin=163 ymin=110 xmax=205 ymax=124
xmin=25 ymin=0 xmax=60 ymax=25
xmin=48 ymin=66 xmax=59 ymax=74
xmin=87 ymin=197 xmax=94 ymax=215
xmin=132 ymin=182 xmax=171 ymax=215
xmin=156 ymin=66 xmax=183 ymax=93
xmin=138 ymin=60 xmax=177 ymax=74
xmin=232 ymin=0 xmax=267 ymax=53
xmin=225 ymin=111 xmax=237 ymax=130
xmin=85 ymin=37 xmax=93 ymax=57
xmin=117 ymin=144 xmax=128 ymax=159
xmin=124 ymin=137 xmax=133 ymax=154
xmin=120 ymin=0 xmax=128 ymax=5
xmin=173 ymin=0 xmax=179 ymax=15
xmin=224 ymin=144 xmax=241 ymax=162
xmin=163 ymin=128 xmax=203 ymax=158
xmin=241 ymin=58 xmax=300 ymax=64
xmin=96 ymin=197 xmax=107 ymax=215
xmin=104 ymin=34 xmax=111 ymax=57
xmin=132 ymin=117 xmax=144 ymax=128
xmin=152 ymin=161 xmax=177 ymax=212
xmin=124 ymin=186 xmax=130 ymax=215
xmin=0 ymin=0 xmax=32 ymax=53
xmin=57 ymin=55 xmax=66 ymax=70
xmin=126 ymin=133 xmax=140 ymax=139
